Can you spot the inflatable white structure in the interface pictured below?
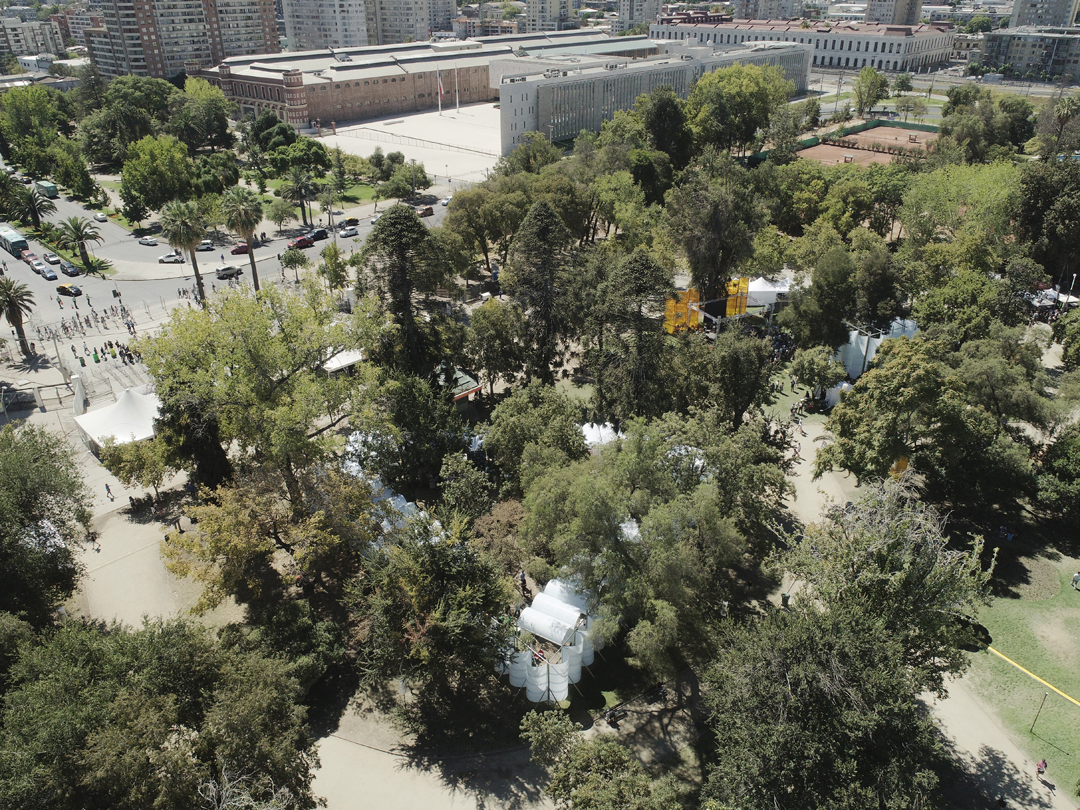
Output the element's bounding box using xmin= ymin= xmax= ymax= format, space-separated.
xmin=502 ymin=578 xmax=604 ymax=702
xmin=835 ymin=318 xmax=918 ymax=380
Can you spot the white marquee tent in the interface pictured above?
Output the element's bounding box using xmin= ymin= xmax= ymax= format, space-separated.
xmin=74 ymin=387 xmax=160 ymax=450
xmin=747 ymin=277 xmax=792 ymax=308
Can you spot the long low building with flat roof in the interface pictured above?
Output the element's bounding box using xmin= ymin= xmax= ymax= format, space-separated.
xmin=496 ymin=40 xmax=812 ymax=155
xmin=649 ymin=18 xmax=954 ymax=72
xmin=188 ymin=31 xmax=661 ymax=130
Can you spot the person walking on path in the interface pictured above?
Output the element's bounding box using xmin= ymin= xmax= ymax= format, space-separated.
xmin=1072 ymin=572 xmax=1080 ymax=590
xmin=105 ymin=483 xmax=114 ymax=501
xmin=1036 ymin=758 xmax=1047 ymax=778
xmin=793 ymin=442 xmax=802 ymax=461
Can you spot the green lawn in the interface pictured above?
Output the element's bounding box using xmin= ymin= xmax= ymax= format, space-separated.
xmin=966 ymin=555 xmax=1080 ymax=793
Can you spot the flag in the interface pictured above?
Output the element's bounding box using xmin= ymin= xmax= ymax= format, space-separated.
xmin=437 ymin=69 xmax=444 ymax=98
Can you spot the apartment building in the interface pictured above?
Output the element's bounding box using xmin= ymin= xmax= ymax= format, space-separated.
xmin=283 ymin=0 xmax=376 ymax=49
xmin=650 ymin=18 xmax=954 ymax=71
xmin=50 ymin=8 xmax=105 ymax=46
xmin=2 ymin=18 xmax=63 ymax=56
xmin=734 ymin=0 xmax=803 ymax=20
xmin=864 ymin=0 xmax=922 ymax=25
xmin=981 ymin=25 xmax=1080 ymax=77
xmin=1011 ymin=0 xmax=1079 ymax=27
xmin=613 ymin=0 xmax=661 ymax=34
xmin=86 ymin=0 xmax=279 ymax=79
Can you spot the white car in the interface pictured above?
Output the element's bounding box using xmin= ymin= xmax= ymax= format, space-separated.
xmin=137 ymin=236 xmax=158 ymax=246
xmin=370 ymin=213 xmax=382 ymax=224
xmin=43 ymin=252 xmax=60 ymax=264
xmin=441 ymin=195 xmax=453 ymax=206
xmin=30 ymin=259 xmax=46 ymax=274
xmin=93 ymin=212 xmax=108 ymax=222
xmin=195 ymin=239 xmax=214 ymax=251
xmin=338 ymin=226 xmax=358 ymax=238
xmin=158 ymin=251 xmax=185 ymax=264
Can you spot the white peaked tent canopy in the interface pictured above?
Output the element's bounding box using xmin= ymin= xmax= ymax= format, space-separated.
xmin=75 ymin=387 xmax=160 ymax=449
xmin=581 ymin=422 xmax=621 ymax=448
xmin=747 ymin=277 xmax=792 ymax=307
xmin=322 ymin=348 xmax=364 ymax=373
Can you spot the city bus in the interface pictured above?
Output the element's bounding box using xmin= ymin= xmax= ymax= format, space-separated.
xmin=0 ymin=226 xmax=28 ymax=257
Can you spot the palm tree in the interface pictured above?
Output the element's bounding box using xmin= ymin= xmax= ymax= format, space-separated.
xmin=14 ymin=186 xmax=56 ymax=230
xmin=57 ymin=217 xmax=103 ymax=270
xmin=0 ymin=277 xmax=36 ymax=357
xmin=281 ymin=166 xmax=314 ymax=227
xmin=221 ymin=186 xmax=264 ymax=292
xmin=1052 ymin=93 xmax=1080 ymax=152
xmin=0 ymin=172 xmax=16 ymax=220
xmin=160 ymin=200 xmax=208 ymax=306
xmin=319 ymin=187 xmax=337 ymax=232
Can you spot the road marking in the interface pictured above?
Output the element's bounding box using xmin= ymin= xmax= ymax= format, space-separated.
xmin=987 ymin=646 xmax=1080 ymax=708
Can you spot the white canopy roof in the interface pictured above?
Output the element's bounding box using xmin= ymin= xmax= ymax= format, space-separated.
xmin=74 ymin=387 xmax=159 ymax=447
xmin=747 ymin=277 xmax=793 ymax=307
xmin=581 ymin=422 xmax=621 ymax=448
xmin=323 ymin=348 xmax=364 ymax=372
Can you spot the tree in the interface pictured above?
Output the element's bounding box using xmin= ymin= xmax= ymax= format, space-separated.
xmin=98 ymin=437 xmax=176 ymax=500
xmin=494 ymin=131 xmax=564 ymax=176
xmin=329 ymin=146 xmax=350 ymax=196
xmin=0 ymin=276 xmax=35 ymax=357
xmin=0 ymin=618 xmax=320 ymax=810
xmin=777 ymin=246 xmax=855 ymax=349
xmin=159 ymin=199 xmax=208 ymax=304
xmin=520 ymin=710 xmax=580 ymax=769
xmin=221 ymin=186 xmax=264 ymax=292
xmin=815 ymin=337 xmax=1035 ymax=507
xmin=483 ymin=381 xmax=589 ymax=497
xmin=140 ymin=283 xmax=383 ymax=506
xmin=280 ymin=166 xmax=314 ymax=227
xmin=119 ymin=134 xmax=194 ymax=212
xmin=466 ymin=297 xmax=524 ymax=396
xmin=892 ymin=72 xmax=913 ymax=95
xmin=686 ymin=63 xmax=794 ymax=155
xmin=55 ymin=219 xmax=100 ymax=273
xmin=12 ymin=185 xmax=55 ymax=230
xmin=790 ymin=345 xmax=847 ymax=395
xmin=346 ymin=518 xmax=512 ymax=712
xmin=169 ymin=77 xmax=235 ymax=152
xmin=268 ymin=137 xmax=331 ymax=178
xmin=317 ymin=241 xmax=349 ymax=291
xmin=279 ymin=246 xmax=309 ymax=282
xmin=852 ymin=66 xmax=890 ymax=118
xmin=439 ymin=453 xmax=494 ymax=523
xmin=780 ymin=479 xmax=995 ymax=696
xmin=703 ymin=604 xmax=942 ymax=810
xmin=665 ymin=154 xmax=765 ymax=301
xmin=1038 ymin=423 xmax=1080 ymax=519
xmin=358 ymin=203 xmax=448 ymax=374
xmin=0 ymin=423 xmax=91 ymax=625
xmin=268 ymin=197 xmax=298 ymax=234
xmin=504 ymin=200 xmax=573 ymax=384
xmin=633 ymin=85 xmax=693 ymax=170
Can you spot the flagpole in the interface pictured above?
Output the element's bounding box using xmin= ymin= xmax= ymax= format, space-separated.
xmin=438 ymin=65 xmax=442 ymax=115
xmin=455 ymin=67 xmax=460 ymax=112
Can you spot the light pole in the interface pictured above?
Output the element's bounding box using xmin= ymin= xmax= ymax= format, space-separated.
xmin=1068 ymin=272 xmax=1078 ymax=310
xmin=835 ymin=72 xmax=844 ymax=117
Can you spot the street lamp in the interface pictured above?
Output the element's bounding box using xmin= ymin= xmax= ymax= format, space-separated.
xmin=1068 ymin=272 xmax=1078 ymax=310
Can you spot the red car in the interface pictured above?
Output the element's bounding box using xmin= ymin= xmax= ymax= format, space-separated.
xmin=21 ymin=251 xmax=38 ymax=264
xmin=230 ymin=243 xmax=250 ymax=255
xmin=288 ymin=235 xmax=315 ymax=249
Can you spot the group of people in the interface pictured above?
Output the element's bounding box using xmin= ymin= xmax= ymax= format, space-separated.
xmin=71 ymin=339 xmax=140 ymax=365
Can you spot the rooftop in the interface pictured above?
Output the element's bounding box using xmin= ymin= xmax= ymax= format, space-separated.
xmin=655 ymin=17 xmax=953 ymax=35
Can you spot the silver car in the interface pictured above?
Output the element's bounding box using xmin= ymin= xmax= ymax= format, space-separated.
xmin=158 ymin=251 xmax=185 ymax=264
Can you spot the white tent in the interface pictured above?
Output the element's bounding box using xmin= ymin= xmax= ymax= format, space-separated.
xmin=747 ymin=277 xmax=792 ymax=307
xmin=581 ymin=422 xmax=621 ymax=448
xmin=825 ymin=381 xmax=854 ymax=408
xmin=74 ymin=387 xmax=160 ymax=449
xmin=323 ymin=348 xmax=364 ymax=373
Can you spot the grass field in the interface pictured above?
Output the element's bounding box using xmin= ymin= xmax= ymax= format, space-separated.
xmin=966 ymin=553 xmax=1080 ymax=794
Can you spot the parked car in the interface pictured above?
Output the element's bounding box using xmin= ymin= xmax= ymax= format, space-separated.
xmin=370 ymin=213 xmax=382 ymax=224
xmin=196 ymin=239 xmax=214 ymax=251
xmin=343 ymin=217 xmax=359 ymax=226
xmin=43 ymin=252 xmax=60 ymax=264
xmin=288 ymin=235 xmax=315 ymax=249
xmin=158 ymin=251 xmax=185 ymax=264
xmin=137 ymin=236 xmax=158 ymax=246
xmin=56 ymin=283 xmax=82 ymax=297
xmin=41 ymin=267 xmax=57 ymax=281
xmin=310 ymin=228 xmax=329 ymax=241
xmin=230 ymin=243 xmax=250 ymax=255
xmin=338 ymin=226 xmax=359 ymax=238
xmin=416 ymin=206 xmax=434 ymax=217
xmin=216 ymin=265 xmax=242 ymax=280
xmin=21 ymin=251 xmax=37 ymax=264
xmin=441 ymin=195 xmax=453 ymax=206
xmin=93 ymin=212 xmax=109 ymax=222
xmin=30 ymin=259 xmax=46 ymax=274
xmin=60 ymin=261 xmax=80 ymax=277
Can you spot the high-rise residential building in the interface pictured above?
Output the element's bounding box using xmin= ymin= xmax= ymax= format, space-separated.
xmin=613 ymin=0 xmax=660 ymax=33
xmin=50 ymin=8 xmax=106 ymax=47
xmin=86 ymin=0 xmax=279 ymax=80
xmin=1011 ymin=0 xmax=1080 ymax=27
xmin=373 ymin=0 xmax=455 ymax=43
xmin=2 ymin=18 xmax=63 ymax=56
xmin=524 ymin=0 xmax=571 ymax=31
xmin=283 ymin=0 xmax=375 ymax=49
xmin=864 ymin=0 xmax=922 ymax=25
xmin=732 ymin=0 xmax=803 ymax=19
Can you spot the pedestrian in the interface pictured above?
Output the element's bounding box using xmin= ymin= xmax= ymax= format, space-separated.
xmin=1072 ymin=572 xmax=1079 ymax=590
xmin=518 ymin=569 xmax=528 ymax=597
xmin=793 ymin=442 xmax=802 ymax=460
xmin=220 ymin=253 xmax=224 ymax=263
xmin=105 ymin=483 xmax=114 ymax=501
xmin=798 ymin=417 xmax=805 ymax=436
xmin=1036 ymin=758 xmax=1047 ymax=777
xmin=129 ymin=495 xmax=137 ymax=510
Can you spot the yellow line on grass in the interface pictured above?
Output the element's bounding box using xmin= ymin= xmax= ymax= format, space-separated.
xmin=987 ymin=646 xmax=1080 ymax=709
